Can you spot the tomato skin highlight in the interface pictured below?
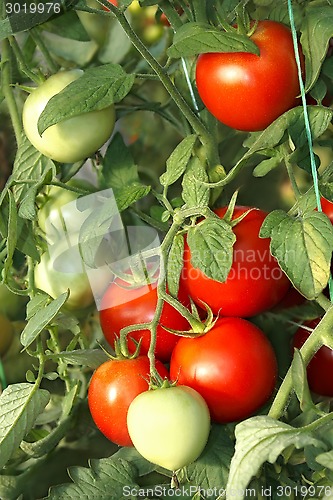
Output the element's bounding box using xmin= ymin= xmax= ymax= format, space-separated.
xmin=22 ymin=70 xmax=115 ymax=163
xmin=195 ymin=20 xmax=304 ymax=131
xmin=181 ymin=206 xmax=290 ymax=318
xmin=99 ymin=278 xmax=190 ymax=363
xmin=293 ymin=319 xmax=333 ymax=397
xmin=88 ymin=356 xmax=169 ymax=446
xmin=170 ymin=317 xmax=278 ymax=423
xmin=127 ymin=385 xmax=211 ymax=470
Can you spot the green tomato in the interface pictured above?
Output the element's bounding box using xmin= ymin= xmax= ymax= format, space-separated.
xmin=37 ymin=180 xmax=94 ymax=240
xmin=127 ymin=385 xmax=211 ymax=471
xmin=34 ymin=240 xmax=94 ymax=311
xmin=0 ymin=284 xmax=27 ymax=320
xmin=22 ymin=70 xmax=115 ymax=163
xmin=77 ymin=0 xmax=113 ymax=46
xmin=0 ymin=314 xmax=14 ymax=356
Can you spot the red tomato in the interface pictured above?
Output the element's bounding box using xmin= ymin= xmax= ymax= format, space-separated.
xmin=103 ymin=0 xmax=118 ymax=11
xmin=170 ymin=317 xmax=278 ymax=422
xmin=88 ymin=355 xmax=169 ymax=446
xmin=99 ymin=278 xmax=190 ymax=362
xmin=293 ymin=318 xmax=333 ymax=397
xmin=181 ymin=206 xmax=290 ymax=318
xmin=195 ymin=20 xmax=305 ymax=131
xmin=320 ymin=197 xmax=333 ymax=222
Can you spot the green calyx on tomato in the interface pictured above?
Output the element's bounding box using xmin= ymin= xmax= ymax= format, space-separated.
xmin=127 ymin=384 xmax=211 ymax=470
xmin=34 ymin=238 xmax=94 ymax=311
xmin=195 ymin=20 xmax=305 ymax=132
xmin=22 ymin=70 xmax=115 ymax=163
xmin=182 ymin=206 xmax=290 ymax=318
xmin=170 ymin=317 xmax=278 ymax=423
xmin=88 ymin=355 xmax=169 ymax=447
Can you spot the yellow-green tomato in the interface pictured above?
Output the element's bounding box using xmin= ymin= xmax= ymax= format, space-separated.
xmin=127 ymin=385 xmax=211 ymax=471
xmin=37 ymin=180 xmax=94 ymax=240
xmin=34 ymin=243 xmax=94 ymax=311
xmin=0 ymin=314 xmax=14 ymax=356
xmin=22 ymin=70 xmax=115 ymax=163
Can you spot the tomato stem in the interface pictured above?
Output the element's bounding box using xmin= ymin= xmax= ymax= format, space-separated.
xmin=268 ymin=306 xmax=333 ymax=420
xmin=29 ymin=28 xmax=59 ymax=74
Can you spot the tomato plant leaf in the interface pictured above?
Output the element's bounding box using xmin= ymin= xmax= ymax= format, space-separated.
xmin=226 ymin=416 xmax=326 ymax=499
xmin=291 ymin=349 xmax=317 ymax=414
xmin=182 ymin=157 xmax=209 ymax=208
xmin=260 ymin=211 xmax=333 ymax=300
xmin=252 ymin=154 xmax=283 ymax=178
xmin=167 ymin=22 xmax=259 ymax=59
xmin=45 ymin=349 xmax=108 ymax=369
xmin=301 ymin=6 xmax=333 ymax=92
xmin=46 ymin=457 xmax=140 ymax=499
xmin=20 ymin=291 xmax=70 ymax=348
xmin=41 ymin=11 xmax=91 ymax=42
xmin=103 ymin=132 xmax=139 ymax=189
xmin=167 ymin=233 xmax=184 ymax=298
xmin=0 ymin=383 xmax=50 ymax=469
xmin=316 ymin=450 xmax=333 ymax=471
xmin=160 ymin=135 xmax=197 ymax=187
xmin=186 ymin=424 xmax=234 ymax=490
xmin=38 ymin=64 xmax=135 ymax=134
xmin=112 ymin=446 xmax=158 ymax=476
xmin=187 ymin=218 xmax=236 ymax=283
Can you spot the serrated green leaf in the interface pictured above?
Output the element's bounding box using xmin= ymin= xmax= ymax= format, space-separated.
xmin=187 ymin=218 xmax=236 ymax=283
xmin=38 ymin=64 xmax=135 ymax=134
xmin=167 ymin=22 xmax=259 ymax=59
xmin=291 ymin=349 xmax=317 ymax=413
xmin=47 ymin=457 xmax=140 ymax=499
xmin=253 ymin=154 xmax=282 ymax=177
xmin=160 ymin=135 xmax=197 ymax=187
xmin=103 ymin=132 xmax=139 ymax=189
xmin=316 ymin=450 xmax=333 ymax=471
xmin=167 ymin=233 xmax=184 ymax=298
xmin=301 ymin=6 xmax=333 ymax=91
xmin=226 ymin=416 xmax=325 ymax=499
xmin=0 ymin=383 xmax=50 ymax=469
xmin=243 ymin=106 xmax=333 ymax=157
xmin=187 ymin=424 xmax=234 ymax=490
xmin=26 ymin=294 xmax=49 ymax=319
xmin=46 ymin=349 xmax=108 ymax=368
xmin=182 ymin=157 xmax=209 ymax=208
xmin=21 ymin=291 xmax=69 ymax=348
xmin=79 ymin=184 xmax=150 ymax=269
xmin=11 ymin=135 xmax=56 ymax=204
xmin=260 ymin=211 xmax=333 ymax=300
xmin=42 ymin=11 xmax=91 ymax=42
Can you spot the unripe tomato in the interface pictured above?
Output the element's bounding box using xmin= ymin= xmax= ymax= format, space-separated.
xmin=22 ymin=70 xmax=115 ymax=163
xmin=196 ymin=20 xmax=305 ymax=131
xmin=127 ymin=385 xmax=211 ymax=470
xmin=181 ymin=206 xmax=290 ymax=318
xmin=293 ymin=318 xmax=333 ymax=397
xmin=34 ymin=241 xmax=94 ymax=311
xmin=37 ymin=180 xmax=94 ymax=240
xmin=0 ymin=314 xmax=14 ymax=356
xmin=88 ymin=355 xmax=169 ymax=446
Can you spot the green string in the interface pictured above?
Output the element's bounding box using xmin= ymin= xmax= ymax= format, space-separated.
xmin=287 ymin=0 xmax=333 ymax=301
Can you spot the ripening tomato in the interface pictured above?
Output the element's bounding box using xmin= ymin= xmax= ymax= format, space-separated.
xmin=292 ymin=318 xmax=333 ymax=397
xmin=102 ymin=0 xmax=118 ymax=10
xmin=170 ymin=317 xmax=278 ymax=423
xmin=88 ymin=355 xmax=169 ymax=446
xmin=22 ymin=70 xmax=115 ymax=163
xmin=99 ymin=277 xmax=190 ymax=362
xmin=181 ymin=206 xmax=290 ymax=318
xmin=195 ymin=20 xmax=305 ymax=131
xmin=127 ymin=385 xmax=211 ymax=470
